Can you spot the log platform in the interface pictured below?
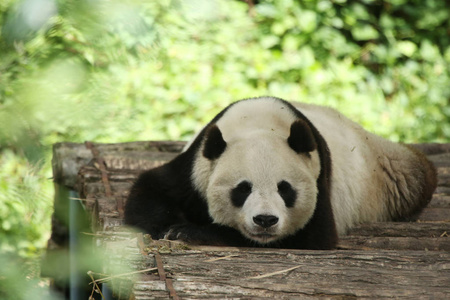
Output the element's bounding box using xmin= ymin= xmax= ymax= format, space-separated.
xmin=49 ymin=141 xmax=450 ymax=299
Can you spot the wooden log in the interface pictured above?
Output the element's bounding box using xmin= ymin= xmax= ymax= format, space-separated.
xmin=428 ymin=153 xmax=450 ymax=163
xmin=430 ymin=193 xmax=450 ymax=208
xmin=437 ymin=165 xmax=450 ymax=175
xmin=339 ymin=236 xmax=449 ymax=251
xmin=142 ymin=247 xmax=450 ymax=299
xmin=52 ymin=142 xmax=93 ymax=188
xmin=77 ymin=166 xmax=135 ymax=199
xmin=78 ymin=181 xmax=133 ymax=200
xmin=52 ymin=141 xmax=185 ymax=189
xmin=418 ymin=207 xmax=450 ymax=222
xmin=436 ymin=186 xmax=450 ymax=195
xmin=346 ymin=222 xmax=449 ymax=237
xmin=92 ymin=232 xmax=450 ymax=299
xmin=411 ymin=143 xmax=450 ymax=155
xmin=438 ymin=172 xmax=450 ymax=187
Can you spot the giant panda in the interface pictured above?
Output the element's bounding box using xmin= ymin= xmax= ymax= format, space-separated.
xmin=124 ymin=97 xmax=437 ymax=249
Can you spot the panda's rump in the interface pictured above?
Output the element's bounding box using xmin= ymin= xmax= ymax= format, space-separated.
xmin=293 ymin=102 xmax=436 ymax=234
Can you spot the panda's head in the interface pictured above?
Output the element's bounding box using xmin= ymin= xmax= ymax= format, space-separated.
xmin=192 ymin=98 xmax=321 ymax=245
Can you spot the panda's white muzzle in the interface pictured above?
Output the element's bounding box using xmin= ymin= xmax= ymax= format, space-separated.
xmin=237 ymin=191 xmax=289 ymax=244
xmin=238 ymin=213 xmax=283 ymax=244
xmin=242 ymin=224 xmax=279 ymax=244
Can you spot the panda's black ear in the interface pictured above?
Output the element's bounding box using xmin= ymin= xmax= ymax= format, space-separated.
xmin=287 ymin=120 xmax=317 ymax=154
xmin=203 ymin=125 xmax=227 ymax=160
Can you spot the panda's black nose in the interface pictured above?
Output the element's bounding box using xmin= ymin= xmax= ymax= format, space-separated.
xmin=253 ymin=215 xmax=279 ymax=228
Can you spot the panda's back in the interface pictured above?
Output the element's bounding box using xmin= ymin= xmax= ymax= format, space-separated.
xmin=292 ymin=102 xmax=420 ymax=234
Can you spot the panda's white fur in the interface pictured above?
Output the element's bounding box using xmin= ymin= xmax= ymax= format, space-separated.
xmin=190 ymin=97 xmax=433 ymax=236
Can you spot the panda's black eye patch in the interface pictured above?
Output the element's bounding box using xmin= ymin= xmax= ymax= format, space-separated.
xmin=231 ymin=181 xmax=252 ymax=207
xmin=278 ymin=180 xmax=296 ymax=208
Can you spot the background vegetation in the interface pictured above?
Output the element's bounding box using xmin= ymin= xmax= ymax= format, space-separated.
xmin=0 ymin=0 xmax=449 ymax=297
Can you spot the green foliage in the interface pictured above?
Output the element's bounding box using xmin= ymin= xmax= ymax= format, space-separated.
xmin=0 ymin=150 xmax=52 ymax=257
xmin=0 ymin=253 xmax=60 ymax=299
xmin=2 ymin=0 xmax=449 ymax=147
xmin=0 ymin=1 xmax=448 ymax=293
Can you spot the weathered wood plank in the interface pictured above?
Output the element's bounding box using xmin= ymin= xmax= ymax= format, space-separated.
xmin=430 ymin=193 xmax=450 ymax=207
xmin=339 ymin=236 xmax=449 ymax=251
xmin=52 ymin=142 xmax=93 ymax=188
xmin=418 ymin=207 xmax=450 ymax=222
xmin=52 ymin=141 xmax=185 ymax=189
xmin=346 ymin=222 xmax=449 ymax=237
xmin=144 ymin=247 xmax=450 ymax=299
xmin=92 ymin=232 xmax=450 ymax=299
xmin=340 ymin=222 xmax=450 ymax=250
xmin=411 ymin=143 xmax=450 ymax=155
xmin=428 ymin=154 xmax=450 ymax=168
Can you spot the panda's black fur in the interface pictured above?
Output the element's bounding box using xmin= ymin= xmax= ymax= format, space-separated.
xmin=124 ymin=97 xmax=436 ymax=250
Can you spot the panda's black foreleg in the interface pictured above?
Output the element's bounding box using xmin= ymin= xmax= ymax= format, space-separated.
xmin=124 ymin=192 xmax=182 ymax=240
xmin=124 ymin=167 xmax=188 ymax=240
xmin=164 ymin=223 xmax=250 ymax=247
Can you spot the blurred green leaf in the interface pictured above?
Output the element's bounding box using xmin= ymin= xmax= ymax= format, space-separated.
xmin=352 ymin=24 xmax=379 ymax=41
xmin=397 ymin=40 xmax=417 ymax=57
xmin=420 ymin=40 xmax=440 ymax=62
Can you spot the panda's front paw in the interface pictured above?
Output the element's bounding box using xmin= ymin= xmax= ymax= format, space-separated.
xmin=162 ymin=223 xmax=236 ymax=246
xmin=163 ymin=224 xmax=193 ymax=243
xmin=163 ymin=223 xmax=223 ymax=245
